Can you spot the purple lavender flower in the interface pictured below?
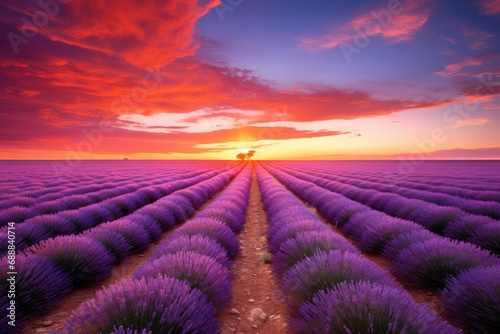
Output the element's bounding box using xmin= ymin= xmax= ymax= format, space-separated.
xmin=382 ymin=229 xmax=435 ymax=261
xmin=0 ymin=254 xmax=72 ymax=314
xmin=84 ymin=228 xmax=134 ymax=262
xmin=282 ymin=250 xmax=397 ymax=309
xmin=268 ymin=219 xmax=330 ymax=254
xmin=293 ymin=281 xmax=460 ymax=334
xmin=470 ymin=222 xmax=500 ymax=255
xmin=152 ymin=234 xmax=231 ymax=268
xmin=65 ymin=276 xmax=218 ymax=334
xmin=134 ymin=251 xmax=232 ymax=311
xmin=358 ymin=218 xmax=421 ymax=254
xmin=111 ymin=327 xmax=152 ymax=334
xmin=100 ymin=219 xmax=152 ymax=252
xmin=172 ymin=218 xmax=240 ymax=259
xmin=441 ymin=265 xmax=500 ymax=333
xmin=135 ymin=205 xmax=177 ymax=231
xmin=198 ymin=207 xmax=245 ymax=233
xmin=391 ymin=238 xmax=499 ymax=289
xmin=443 ymin=214 xmax=494 ymax=241
xmin=26 ymin=235 xmax=114 ymax=287
xmin=274 ymin=231 xmax=359 ymax=274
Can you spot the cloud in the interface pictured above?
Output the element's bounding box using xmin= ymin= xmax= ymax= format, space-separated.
xmin=2 ymin=0 xmax=221 ymax=68
xmin=0 ymin=121 xmax=349 ymax=156
xmin=439 ymin=36 xmax=458 ymax=44
xmin=480 ymin=0 xmax=500 ymax=15
xmin=460 ymin=25 xmax=496 ymax=50
xmin=450 ymin=118 xmax=490 ymax=128
xmin=435 ymin=57 xmax=485 ymax=77
xmin=299 ymin=1 xmax=432 ymax=52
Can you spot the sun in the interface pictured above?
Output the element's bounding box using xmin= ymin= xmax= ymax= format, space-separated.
xmin=240 ymin=148 xmax=249 ymax=154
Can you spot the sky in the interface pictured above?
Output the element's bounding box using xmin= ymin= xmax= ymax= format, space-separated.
xmin=0 ymin=0 xmax=499 ymax=160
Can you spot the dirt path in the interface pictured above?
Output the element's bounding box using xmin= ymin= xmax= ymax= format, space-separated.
xmin=219 ymin=167 xmax=291 ymax=334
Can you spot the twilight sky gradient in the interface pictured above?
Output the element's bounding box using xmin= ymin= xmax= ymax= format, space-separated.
xmin=1 ymin=0 xmax=499 ymax=160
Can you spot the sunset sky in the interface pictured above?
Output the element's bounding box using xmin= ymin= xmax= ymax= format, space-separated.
xmin=1 ymin=0 xmax=499 ymax=160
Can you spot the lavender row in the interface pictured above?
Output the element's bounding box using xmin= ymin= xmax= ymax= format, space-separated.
xmin=349 ymin=172 xmax=500 ymax=203
xmin=0 ymin=168 xmax=220 ymax=226
xmin=255 ymin=165 xmax=456 ymax=334
xmin=0 ymin=167 xmax=236 ymax=255
xmin=0 ymin=171 xmax=170 ymax=210
xmin=263 ymin=164 xmax=499 ymax=333
xmin=64 ymin=165 xmax=252 ymax=333
xmin=0 ymin=162 xmax=230 ymax=206
xmin=295 ymin=166 xmax=500 ymax=218
xmin=0 ymin=166 xmax=242 ymax=332
xmin=0 ymin=167 xmax=170 ymax=201
xmin=275 ymin=161 xmax=500 ymax=193
xmin=269 ymin=164 xmax=500 ymax=254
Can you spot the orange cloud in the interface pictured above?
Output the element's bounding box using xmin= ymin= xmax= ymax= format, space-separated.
xmin=299 ymin=1 xmax=432 ymax=52
xmin=450 ymin=118 xmax=490 ymax=128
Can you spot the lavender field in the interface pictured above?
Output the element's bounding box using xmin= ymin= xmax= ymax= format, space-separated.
xmin=1 ymin=160 xmax=499 ymax=334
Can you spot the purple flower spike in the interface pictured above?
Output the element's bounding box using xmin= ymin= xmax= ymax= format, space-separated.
xmin=152 ymin=235 xmax=231 ymax=268
xmin=135 ymin=205 xmax=177 ymax=231
xmin=65 ymin=276 xmax=218 ymax=334
xmin=134 ymin=251 xmax=232 ymax=311
xmin=0 ymin=254 xmax=72 ymax=314
xmin=358 ymin=218 xmax=421 ymax=254
xmin=85 ymin=228 xmax=134 ymax=262
xmin=26 ymin=235 xmax=114 ymax=287
xmin=268 ymin=220 xmax=330 ymax=254
xmin=443 ymin=214 xmax=495 ymax=242
xmin=111 ymin=327 xmax=152 ymax=334
xmin=382 ymin=229 xmax=435 ymax=261
xmin=274 ymin=231 xmax=359 ymax=274
xmin=293 ymin=282 xmax=460 ymax=334
xmin=172 ymin=218 xmax=240 ymax=259
xmin=441 ymin=265 xmax=500 ymax=333
xmin=100 ymin=219 xmax=152 ymax=252
xmin=391 ymin=238 xmax=499 ymax=289
xmin=470 ymin=222 xmax=500 ymax=255
xmin=282 ymin=250 xmax=396 ymax=309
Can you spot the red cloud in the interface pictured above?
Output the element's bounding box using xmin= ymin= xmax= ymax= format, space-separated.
xmin=435 ymin=57 xmax=485 ymax=77
xmin=480 ymin=0 xmax=500 ymax=15
xmin=2 ymin=0 xmax=220 ymax=68
xmin=299 ymin=1 xmax=432 ymax=52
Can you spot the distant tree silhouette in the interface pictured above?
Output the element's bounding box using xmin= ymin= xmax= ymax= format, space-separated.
xmin=236 ymin=150 xmax=256 ymax=160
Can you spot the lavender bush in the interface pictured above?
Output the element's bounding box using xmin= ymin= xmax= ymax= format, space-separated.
xmin=133 ymin=251 xmax=232 ymax=311
xmin=391 ymin=238 xmax=499 ymax=289
xmin=65 ymin=276 xmax=218 ymax=334
xmin=151 ymin=235 xmax=231 ymax=268
xmin=441 ymin=265 xmax=500 ymax=333
xmin=292 ymin=282 xmax=460 ymax=334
